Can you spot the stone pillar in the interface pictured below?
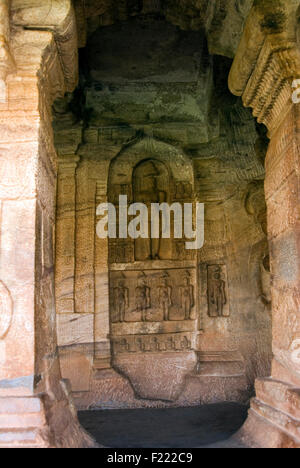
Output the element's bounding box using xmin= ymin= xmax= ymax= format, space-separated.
xmin=229 ymin=2 xmax=300 ymax=448
xmin=0 ymin=6 xmax=94 ymax=447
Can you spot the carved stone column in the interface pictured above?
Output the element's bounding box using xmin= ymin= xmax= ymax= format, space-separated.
xmin=229 ymin=2 xmax=300 ymax=448
xmin=0 ymin=3 xmax=94 ymax=448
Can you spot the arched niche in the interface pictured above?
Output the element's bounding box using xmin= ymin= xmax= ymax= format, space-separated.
xmin=107 ymin=137 xmax=199 ymax=401
xmin=108 ymin=137 xmax=195 ymax=265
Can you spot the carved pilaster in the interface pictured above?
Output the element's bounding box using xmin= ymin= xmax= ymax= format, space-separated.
xmin=0 ymin=0 xmax=16 ymax=101
xmin=94 ymin=181 xmax=111 ymax=368
xmin=74 ymin=159 xmax=96 ymax=314
xmin=55 ymin=155 xmax=80 ymax=315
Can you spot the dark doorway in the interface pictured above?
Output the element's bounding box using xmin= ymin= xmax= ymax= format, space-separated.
xmin=79 ymin=403 xmax=248 ymax=448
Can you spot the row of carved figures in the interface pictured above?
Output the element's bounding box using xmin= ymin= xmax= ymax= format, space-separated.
xmin=112 ymin=271 xmax=195 ymax=322
xmin=112 ymin=265 xmax=229 ymax=322
xmin=113 ymin=333 xmax=192 ymax=354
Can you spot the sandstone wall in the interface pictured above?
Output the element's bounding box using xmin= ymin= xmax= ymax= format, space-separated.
xmin=54 ymin=16 xmax=271 ymax=409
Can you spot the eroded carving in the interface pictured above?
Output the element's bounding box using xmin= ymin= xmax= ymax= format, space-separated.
xmin=180 ymin=271 xmax=195 ymax=320
xmin=135 ymin=272 xmax=151 ymax=322
xmin=0 ymin=280 xmax=13 ymax=339
xmin=158 ymin=273 xmax=173 ymax=321
xmin=175 ymin=182 xmax=193 ymax=200
xmin=110 ymin=240 xmax=134 ymax=264
xmin=208 ymin=265 xmax=229 ymax=318
xmin=110 ymin=268 xmax=197 ymax=324
xmin=260 ymin=254 xmax=271 ymax=307
xmin=112 ymin=332 xmax=193 ymax=355
xmin=133 ymin=160 xmax=168 ymax=261
xmin=0 ymin=0 xmax=16 ymax=100
xmin=112 ymin=274 xmax=129 ymax=323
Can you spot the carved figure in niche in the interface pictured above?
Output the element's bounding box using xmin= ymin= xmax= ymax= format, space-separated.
xmin=181 ymin=336 xmax=191 ymax=350
xmin=245 ymin=182 xmax=267 ymax=236
xmin=158 ymin=273 xmax=173 ymax=321
xmin=166 ymin=336 xmax=175 ymax=351
xmin=260 ymin=254 xmax=271 ymax=310
xmin=150 ymin=337 xmax=159 ymax=352
xmin=135 ymin=273 xmax=151 ymax=321
xmin=208 ymin=266 xmax=227 ymax=318
xmin=136 ymin=337 xmax=144 ymax=352
xmin=245 ymin=182 xmax=271 ymax=310
xmin=179 ymin=271 xmax=195 ymax=320
xmin=133 ymin=160 xmax=167 ymax=261
xmin=113 ymin=275 xmax=129 ymax=322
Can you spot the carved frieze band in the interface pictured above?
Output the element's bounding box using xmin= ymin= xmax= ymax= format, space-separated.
xmin=112 ymin=332 xmax=194 ymax=355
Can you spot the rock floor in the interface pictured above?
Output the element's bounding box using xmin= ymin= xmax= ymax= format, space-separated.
xmin=78 ymin=402 xmax=248 ymax=448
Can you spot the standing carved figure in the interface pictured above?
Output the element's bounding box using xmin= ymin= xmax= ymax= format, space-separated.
xmin=179 ymin=272 xmax=194 ymax=320
xmin=135 ymin=274 xmax=151 ymax=321
xmin=158 ymin=275 xmax=173 ymax=321
xmin=133 ymin=160 xmax=167 ymax=261
xmin=113 ymin=280 xmax=129 ymax=322
xmin=208 ymin=267 xmax=227 ymax=317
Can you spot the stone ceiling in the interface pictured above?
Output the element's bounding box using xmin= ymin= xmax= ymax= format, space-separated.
xmin=75 ymin=0 xmax=254 ymax=58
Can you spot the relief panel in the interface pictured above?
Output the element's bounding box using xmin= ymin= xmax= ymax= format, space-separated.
xmin=110 ymin=268 xmax=197 ymax=326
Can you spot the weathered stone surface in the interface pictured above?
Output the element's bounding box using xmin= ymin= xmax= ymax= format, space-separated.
xmin=114 ymin=351 xmax=197 ymax=401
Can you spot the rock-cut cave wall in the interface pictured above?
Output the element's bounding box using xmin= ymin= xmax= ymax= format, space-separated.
xmin=53 ymin=14 xmax=272 ymax=409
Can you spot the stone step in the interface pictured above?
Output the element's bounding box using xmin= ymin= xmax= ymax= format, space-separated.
xmin=237 ymin=407 xmax=300 ymax=448
xmin=0 ymin=396 xmax=49 ymax=447
xmin=251 ymin=398 xmax=300 ymax=444
xmin=0 ymin=397 xmax=42 ymax=414
xmin=255 ymin=378 xmax=300 ymax=419
xmin=0 ymin=412 xmax=46 ymax=429
xmin=0 ymin=428 xmax=48 ymax=448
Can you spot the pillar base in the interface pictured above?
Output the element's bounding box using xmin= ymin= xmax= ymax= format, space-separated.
xmin=0 ymin=380 xmax=97 ymax=448
xmin=236 ymin=378 xmax=300 ymax=448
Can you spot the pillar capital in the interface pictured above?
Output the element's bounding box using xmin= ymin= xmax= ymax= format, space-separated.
xmin=229 ymin=1 xmax=300 ymax=135
xmin=11 ymin=0 xmax=78 ymax=92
